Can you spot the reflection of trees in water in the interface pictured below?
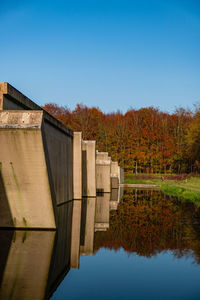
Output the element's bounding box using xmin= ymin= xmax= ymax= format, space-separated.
xmin=94 ymin=189 xmax=200 ymax=264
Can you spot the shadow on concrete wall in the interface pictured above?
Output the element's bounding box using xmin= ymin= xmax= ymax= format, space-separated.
xmin=82 ymin=150 xmax=87 ymax=197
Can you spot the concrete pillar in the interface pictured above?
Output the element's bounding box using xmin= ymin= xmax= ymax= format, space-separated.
xmin=0 ymin=111 xmax=56 ymax=229
xmin=73 ymin=132 xmax=82 ymax=199
xmin=82 ymin=141 xmax=96 ymax=197
xmin=95 ymin=193 xmax=110 ymax=231
xmin=70 ymin=200 xmax=82 ymax=269
xmin=96 ymin=152 xmax=111 ymax=193
xmin=110 ymin=161 xmax=120 ymax=189
xmin=80 ymin=198 xmax=96 ymax=256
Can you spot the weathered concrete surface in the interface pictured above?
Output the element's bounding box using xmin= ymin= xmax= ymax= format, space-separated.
xmin=0 ymin=231 xmax=55 ymax=300
xmin=82 ymin=141 xmax=96 ymax=197
xmin=73 ymin=132 xmax=82 ymax=200
xmin=80 ymin=197 xmax=96 ymax=256
xmin=0 ymin=109 xmax=73 ymax=228
xmin=70 ymin=200 xmax=82 ymax=269
xmin=96 ymin=152 xmax=111 ymax=193
xmin=95 ymin=193 xmax=110 ymax=231
xmin=0 ymin=111 xmax=56 ymax=229
xmin=110 ymin=161 xmax=119 ymax=188
xmin=111 ymin=161 xmax=119 ymax=177
xmin=0 ymin=82 xmax=74 ymax=205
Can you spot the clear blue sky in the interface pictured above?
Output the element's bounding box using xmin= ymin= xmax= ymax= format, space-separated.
xmin=0 ymin=0 xmax=199 ymax=113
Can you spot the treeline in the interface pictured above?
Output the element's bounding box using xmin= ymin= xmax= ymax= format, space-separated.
xmin=43 ymin=103 xmax=200 ymax=174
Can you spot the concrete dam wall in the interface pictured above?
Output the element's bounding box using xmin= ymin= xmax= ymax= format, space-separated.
xmin=0 ymin=82 xmax=123 ymax=229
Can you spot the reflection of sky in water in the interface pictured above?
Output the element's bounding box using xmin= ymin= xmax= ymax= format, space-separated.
xmin=52 ymin=248 xmax=200 ymax=300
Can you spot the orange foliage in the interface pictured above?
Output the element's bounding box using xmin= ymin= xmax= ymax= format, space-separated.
xmin=43 ymin=103 xmax=198 ymax=174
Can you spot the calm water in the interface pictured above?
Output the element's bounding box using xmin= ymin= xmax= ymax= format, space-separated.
xmin=1 ymin=188 xmax=200 ymax=299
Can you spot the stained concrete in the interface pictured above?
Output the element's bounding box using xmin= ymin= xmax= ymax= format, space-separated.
xmin=0 ymin=83 xmax=75 ymax=229
xmin=0 ymin=82 xmax=123 ymax=232
xmin=82 ymin=141 xmax=96 ymax=197
xmin=0 ymin=109 xmax=74 ymax=228
xmin=0 ymin=111 xmax=56 ymax=229
xmin=96 ymin=152 xmax=111 ymax=193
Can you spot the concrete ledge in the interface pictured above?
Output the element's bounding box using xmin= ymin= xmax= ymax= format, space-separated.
xmin=0 ymin=82 xmax=73 ymax=137
xmin=0 ymin=110 xmax=43 ymax=129
xmin=121 ymin=184 xmax=160 ymax=189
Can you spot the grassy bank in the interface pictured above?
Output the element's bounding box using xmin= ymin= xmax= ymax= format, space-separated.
xmin=124 ymin=174 xmax=200 ymax=206
xmin=161 ymin=184 xmax=200 ymax=207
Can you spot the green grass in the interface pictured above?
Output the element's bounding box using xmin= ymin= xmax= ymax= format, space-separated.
xmin=125 ymin=178 xmax=148 ymax=184
xmin=161 ymin=184 xmax=200 ymax=207
xmin=176 ymin=176 xmax=200 ymax=189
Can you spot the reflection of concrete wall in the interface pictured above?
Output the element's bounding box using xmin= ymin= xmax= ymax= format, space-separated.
xmin=46 ymin=201 xmax=73 ymax=298
xmin=120 ymin=167 xmax=124 ymax=184
xmin=70 ymin=200 xmax=82 ymax=269
xmin=96 ymin=152 xmax=111 ymax=193
xmin=110 ymin=186 xmax=124 ymax=211
xmin=73 ymin=132 xmax=82 ymax=199
xmin=110 ymin=188 xmax=119 ymax=211
xmin=80 ymin=198 xmax=96 ymax=255
xmin=95 ymin=193 xmax=110 ymax=231
xmin=82 ymin=141 xmax=96 ymax=197
xmin=0 ymin=231 xmax=55 ymax=300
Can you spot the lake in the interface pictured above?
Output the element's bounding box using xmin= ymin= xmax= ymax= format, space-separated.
xmin=1 ymin=188 xmax=200 ymax=299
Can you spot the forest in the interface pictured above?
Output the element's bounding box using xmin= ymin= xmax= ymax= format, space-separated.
xmin=43 ymin=103 xmax=200 ymax=174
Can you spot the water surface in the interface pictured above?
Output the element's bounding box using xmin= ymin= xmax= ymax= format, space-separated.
xmin=1 ymin=188 xmax=200 ymax=300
